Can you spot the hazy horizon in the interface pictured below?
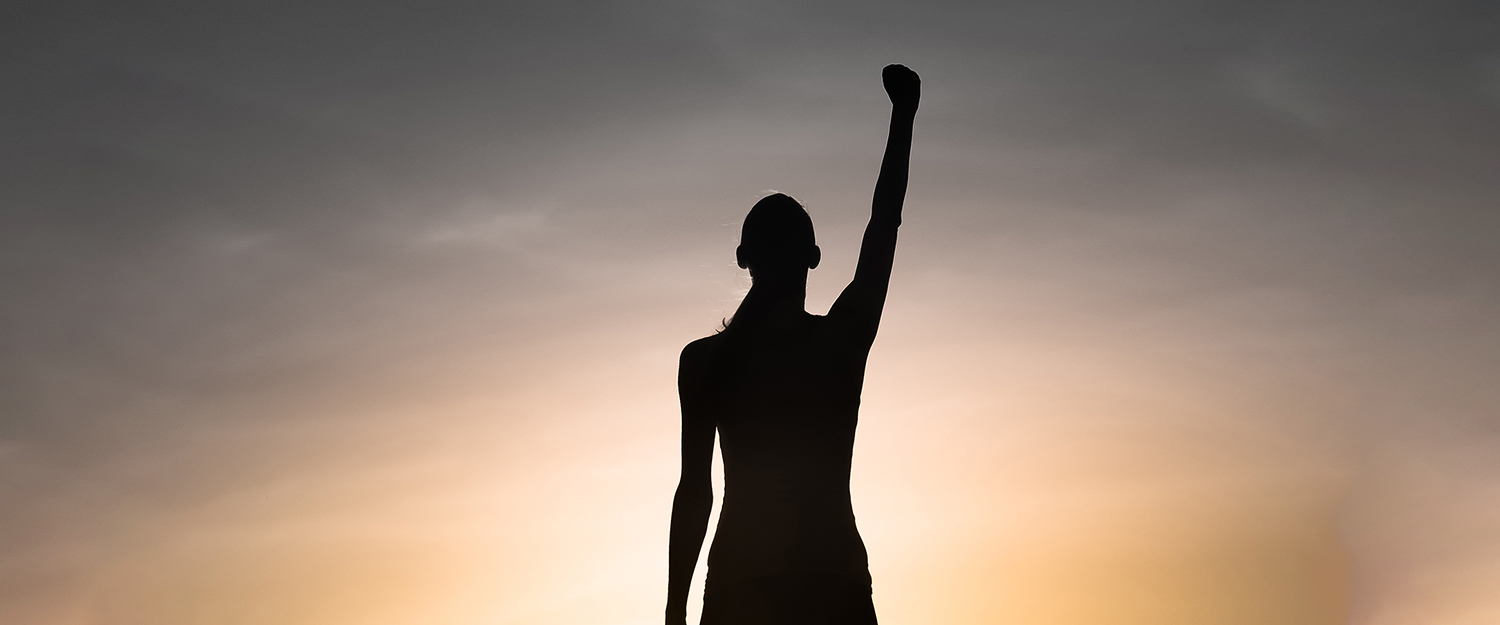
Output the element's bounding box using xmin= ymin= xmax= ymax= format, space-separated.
xmin=4 ymin=2 xmax=1499 ymax=624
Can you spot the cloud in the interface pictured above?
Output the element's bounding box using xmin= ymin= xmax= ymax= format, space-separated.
xmin=416 ymin=203 xmax=551 ymax=249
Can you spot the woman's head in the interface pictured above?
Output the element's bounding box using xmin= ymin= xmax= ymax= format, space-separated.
xmin=737 ymin=193 xmax=820 ymax=276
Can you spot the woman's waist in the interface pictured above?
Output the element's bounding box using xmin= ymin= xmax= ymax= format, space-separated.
xmin=706 ymin=523 xmax=869 ymax=581
xmin=711 ymin=497 xmax=863 ymax=553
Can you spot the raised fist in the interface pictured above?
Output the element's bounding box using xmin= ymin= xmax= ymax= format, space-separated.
xmin=882 ymin=64 xmax=920 ymax=112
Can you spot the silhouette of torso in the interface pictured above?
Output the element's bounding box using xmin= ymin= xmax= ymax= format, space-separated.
xmin=683 ymin=311 xmax=873 ymax=584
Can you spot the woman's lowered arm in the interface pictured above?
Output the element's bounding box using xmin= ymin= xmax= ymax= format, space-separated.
xmin=665 ymin=344 xmax=716 ymax=625
xmin=829 ymin=64 xmax=920 ymax=333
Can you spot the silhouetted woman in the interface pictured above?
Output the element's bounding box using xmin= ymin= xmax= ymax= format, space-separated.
xmin=666 ymin=65 xmax=920 ymax=625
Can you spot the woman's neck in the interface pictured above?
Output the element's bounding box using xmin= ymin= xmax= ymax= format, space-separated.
xmin=733 ymin=274 xmax=809 ymax=328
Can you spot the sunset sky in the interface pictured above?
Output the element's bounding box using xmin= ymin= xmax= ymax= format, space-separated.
xmin=3 ymin=1 xmax=1499 ymax=624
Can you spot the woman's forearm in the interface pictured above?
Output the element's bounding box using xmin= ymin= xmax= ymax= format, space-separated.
xmin=871 ymin=108 xmax=916 ymax=226
xmin=665 ymin=480 xmax=713 ymax=622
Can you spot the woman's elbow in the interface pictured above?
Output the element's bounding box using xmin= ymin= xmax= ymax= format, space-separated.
xmin=674 ymin=476 xmax=713 ymax=503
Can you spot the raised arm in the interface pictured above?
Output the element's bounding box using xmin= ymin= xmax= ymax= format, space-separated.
xmin=665 ymin=341 xmax=716 ymax=625
xmin=828 ymin=64 xmax=920 ymax=336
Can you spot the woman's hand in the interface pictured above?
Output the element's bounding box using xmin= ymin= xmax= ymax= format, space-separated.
xmin=883 ymin=64 xmax=920 ymax=113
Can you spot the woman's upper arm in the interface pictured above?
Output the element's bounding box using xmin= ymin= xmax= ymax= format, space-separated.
xmin=827 ymin=220 xmax=898 ymax=342
xmin=677 ymin=340 xmax=716 ymax=483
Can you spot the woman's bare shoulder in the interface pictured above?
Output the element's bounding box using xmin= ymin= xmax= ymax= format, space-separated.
xmin=681 ymin=334 xmax=725 ymax=367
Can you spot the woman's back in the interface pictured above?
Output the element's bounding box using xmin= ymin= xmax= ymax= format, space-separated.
xmin=685 ymin=313 xmax=874 ymax=583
